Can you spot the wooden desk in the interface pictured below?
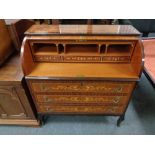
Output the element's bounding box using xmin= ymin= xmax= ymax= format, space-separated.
xmin=21 ymin=25 xmax=144 ymax=126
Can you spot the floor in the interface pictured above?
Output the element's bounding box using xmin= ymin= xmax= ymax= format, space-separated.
xmin=0 ymin=73 xmax=155 ymax=135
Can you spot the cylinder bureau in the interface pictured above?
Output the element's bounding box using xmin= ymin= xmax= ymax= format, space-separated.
xmin=21 ymin=25 xmax=144 ymax=126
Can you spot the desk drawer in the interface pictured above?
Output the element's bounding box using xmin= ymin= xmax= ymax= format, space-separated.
xmin=38 ymin=105 xmax=124 ymax=114
xmin=29 ymin=80 xmax=134 ymax=94
xmin=35 ymin=95 xmax=129 ymax=106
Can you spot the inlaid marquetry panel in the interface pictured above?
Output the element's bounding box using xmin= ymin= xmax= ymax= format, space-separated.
xmin=64 ymin=56 xmax=101 ymax=62
xmin=33 ymin=55 xmax=130 ymax=63
xmin=27 ymin=80 xmax=134 ymax=115
xmin=34 ymin=55 xmax=62 ymax=62
xmin=102 ymin=56 xmax=130 ymax=62
xmin=30 ymin=81 xmax=134 ymax=94
xmin=36 ymin=95 xmax=128 ymax=106
xmin=38 ymin=105 xmax=124 ymax=114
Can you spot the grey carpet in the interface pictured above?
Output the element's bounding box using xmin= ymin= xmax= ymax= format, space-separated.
xmin=0 ymin=73 xmax=155 ymax=135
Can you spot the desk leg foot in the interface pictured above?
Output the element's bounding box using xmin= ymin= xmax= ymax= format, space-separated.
xmin=117 ymin=114 xmax=125 ymax=127
xmin=38 ymin=114 xmax=44 ymax=125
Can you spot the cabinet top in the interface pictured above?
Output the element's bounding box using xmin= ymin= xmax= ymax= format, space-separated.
xmin=25 ymin=25 xmax=141 ymax=36
xmin=0 ymin=54 xmax=23 ymax=84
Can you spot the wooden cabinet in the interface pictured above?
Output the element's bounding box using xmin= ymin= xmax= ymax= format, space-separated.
xmin=21 ymin=25 xmax=144 ymax=126
xmin=0 ymin=86 xmax=27 ymax=118
xmin=0 ymin=19 xmax=13 ymax=66
xmin=0 ymin=54 xmax=39 ymax=126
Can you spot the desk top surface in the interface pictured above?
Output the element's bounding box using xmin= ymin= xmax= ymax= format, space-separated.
xmin=25 ymin=25 xmax=141 ymax=36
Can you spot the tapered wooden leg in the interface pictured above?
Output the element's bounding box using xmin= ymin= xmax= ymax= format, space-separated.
xmin=38 ymin=114 xmax=49 ymax=125
xmin=117 ymin=114 xmax=125 ymax=127
xmin=43 ymin=115 xmax=48 ymax=124
xmin=38 ymin=114 xmax=44 ymax=125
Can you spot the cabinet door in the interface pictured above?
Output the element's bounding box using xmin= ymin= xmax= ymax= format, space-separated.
xmin=0 ymin=86 xmax=27 ymax=119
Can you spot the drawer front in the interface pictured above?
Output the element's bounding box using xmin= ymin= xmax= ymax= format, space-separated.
xmin=36 ymin=95 xmax=128 ymax=106
xmin=29 ymin=81 xmax=134 ymax=94
xmin=27 ymin=80 xmax=135 ymax=115
xmin=38 ymin=105 xmax=124 ymax=114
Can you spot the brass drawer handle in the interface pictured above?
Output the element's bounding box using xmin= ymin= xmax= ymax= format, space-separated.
xmin=41 ymin=84 xmax=48 ymax=91
xmin=115 ymin=86 xmax=123 ymax=93
xmin=43 ymin=96 xmax=53 ymax=102
xmin=112 ymin=97 xmax=120 ymax=104
xmin=46 ymin=107 xmax=49 ymax=111
xmin=45 ymin=107 xmax=53 ymax=112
